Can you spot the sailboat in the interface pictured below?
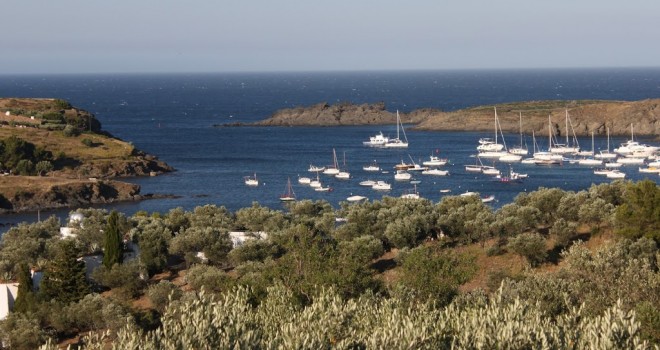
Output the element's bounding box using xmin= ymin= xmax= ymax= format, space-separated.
xmin=480 ymin=107 xmax=510 ymax=159
xmin=533 ymin=115 xmax=563 ymax=164
xmin=335 ymin=151 xmax=351 ymax=179
xmin=477 ymin=107 xmax=505 ymax=153
xmin=322 ymin=148 xmax=340 ymax=175
xmin=279 ymin=178 xmax=296 ymax=201
xmin=595 ymin=126 xmax=617 ymax=160
xmin=550 ymin=109 xmax=580 ymax=154
xmin=384 ymin=110 xmax=409 ymax=148
xmin=578 ymin=132 xmax=603 ymax=166
xmin=508 ymin=112 xmax=529 ymax=156
xmin=400 ymin=184 xmax=421 ymax=199
xmin=244 ymin=172 xmax=259 ymax=186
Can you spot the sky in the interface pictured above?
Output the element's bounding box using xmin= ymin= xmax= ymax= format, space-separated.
xmin=1 ymin=0 xmax=659 ymax=74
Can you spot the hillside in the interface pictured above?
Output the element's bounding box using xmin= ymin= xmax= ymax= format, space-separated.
xmin=0 ymin=98 xmax=173 ymax=213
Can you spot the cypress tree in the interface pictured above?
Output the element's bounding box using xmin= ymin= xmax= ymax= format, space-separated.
xmin=39 ymin=240 xmax=89 ymax=304
xmin=103 ymin=210 xmax=123 ymax=268
xmin=13 ymin=263 xmax=37 ymax=313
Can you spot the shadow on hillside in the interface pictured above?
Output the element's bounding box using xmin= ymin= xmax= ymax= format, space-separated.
xmin=546 ymin=232 xmax=591 ymax=265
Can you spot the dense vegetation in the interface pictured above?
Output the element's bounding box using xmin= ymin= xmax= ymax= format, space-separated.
xmin=0 ymin=136 xmax=54 ymax=176
xmin=0 ymin=180 xmax=658 ymax=349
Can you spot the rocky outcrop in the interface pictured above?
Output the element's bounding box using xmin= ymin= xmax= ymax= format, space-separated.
xmin=252 ymin=99 xmax=659 ymax=137
xmin=0 ymin=180 xmax=141 ymax=213
xmin=414 ymin=99 xmax=660 ymax=137
xmin=254 ymin=102 xmax=433 ymax=126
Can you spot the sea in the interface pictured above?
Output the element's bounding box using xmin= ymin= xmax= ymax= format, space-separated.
xmin=1 ymin=68 xmax=660 ymax=230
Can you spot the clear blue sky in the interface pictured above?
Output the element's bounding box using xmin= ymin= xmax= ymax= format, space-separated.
xmin=2 ymin=0 xmax=658 ymax=74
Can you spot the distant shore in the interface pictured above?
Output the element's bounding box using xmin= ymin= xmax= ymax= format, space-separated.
xmin=223 ymin=99 xmax=660 ymax=138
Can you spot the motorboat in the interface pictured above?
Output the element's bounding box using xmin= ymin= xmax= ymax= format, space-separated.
xmin=244 ymin=173 xmax=259 ymax=186
xmin=460 ymin=191 xmax=495 ymax=203
xmin=314 ymin=186 xmax=332 ymax=192
xmin=618 ymin=157 xmax=645 ymax=165
xmin=308 ymin=164 xmax=325 ymax=172
xmin=400 ymin=184 xmax=421 ymax=199
xmin=372 ymin=181 xmax=392 ymax=190
xmin=335 ymin=171 xmax=350 ymax=179
xmin=394 ymin=170 xmax=412 ymax=181
xmin=298 ymin=176 xmax=311 ymax=185
xmin=639 ymin=167 xmax=660 ymax=173
xmin=499 ymin=154 xmax=523 ymax=163
xmin=363 ymin=131 xmax=389 ymax=147
xmin=614 ymin=124 xmax=659 ymax=156
xmin=421 ymin=168 xmax=449 ymax=176
xmin=359 ymin=180 xmax=377 ymax=186
xmin=481 ymin=166 xmax=501 ymax=176
xmin=346 ymin=195 xmax=368 ymax=202
xmin=394 ymin=159 xmax=414 ymax=170
xmin=422 ymin=154 xmax=448 ymax=167
xmin=604 ymin=161 xmax=622 ymax=168
xmin=606 ymin=170 xmax=626 ymax=179
xmin=362 ymin=160 xmax=380 ymax=172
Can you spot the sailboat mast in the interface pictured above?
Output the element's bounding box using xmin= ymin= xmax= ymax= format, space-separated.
xmin=548 ymin=115 xmax=552 ymax=151
xmin=396 ymin=110 xmax=400 ymax=140
xmin=565 ymin=109 xmax=569 ymax=145
xmin=519 ymin=112 xmax=523 ymax=148
xmin=494 ymin=107 xmax=498 ymax=144
xmin=606 ymin=126 xmax=610 ymax=151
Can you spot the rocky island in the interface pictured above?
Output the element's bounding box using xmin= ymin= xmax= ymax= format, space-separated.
xmin=0 ymin=98 xmax=173 ymax=213
xmin=249 ymin=99 xmax=660 ymax=138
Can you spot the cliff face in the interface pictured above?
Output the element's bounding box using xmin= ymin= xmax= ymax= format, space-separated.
xmin=255 ymin=102 xmax=434 ymax=126
xmin=414 ymin=99 xmax=660 ymax=137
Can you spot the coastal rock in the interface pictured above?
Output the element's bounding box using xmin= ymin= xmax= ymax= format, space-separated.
xmin=0 ymin=178 xmax=141 ymax=213
xmin=414 ymin=99 xmax=660 ymax=137
xmin=254 ymin=102 xmax=433 ymax=126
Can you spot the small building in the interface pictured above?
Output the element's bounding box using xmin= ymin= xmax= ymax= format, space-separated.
xmin=0 ymin=283 xmax=19 ymax=320
xmin=228 ymin=231 xmax=268 ymax=248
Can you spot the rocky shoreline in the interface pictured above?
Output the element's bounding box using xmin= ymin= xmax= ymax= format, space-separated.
xmin=236 ymin=99 xmax=660 ymax=138
xmin=0 ymin=98 xmax=175 ymax=214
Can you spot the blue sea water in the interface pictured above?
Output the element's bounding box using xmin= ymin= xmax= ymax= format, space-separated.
xmin=1 ymin=68 xmax=659 ymax=228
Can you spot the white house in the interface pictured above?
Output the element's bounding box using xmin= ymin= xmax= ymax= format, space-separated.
xmin=0 ymin=283 xmax=19 ymax=320
xmin=228 ymin=231 xmax=268 ymax=248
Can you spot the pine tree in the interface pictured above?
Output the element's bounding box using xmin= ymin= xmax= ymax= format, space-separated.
xmin=103 ymin=210 xmax=123 ymax=268
xmin=13 ymin=263 xmax=37 ymax=313
xmin=39 ymin=240 xmax=89 ymax=304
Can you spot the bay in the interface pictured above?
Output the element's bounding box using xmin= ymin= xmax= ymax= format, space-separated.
xmin=1 ymin=69 xmax=659 ymax=229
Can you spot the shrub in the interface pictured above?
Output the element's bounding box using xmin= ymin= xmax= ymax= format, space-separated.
xmin=35 ymin=160 xmax=54 ymax=175
xmin=146 ymin=280 xmax=182 ymax=313
xmin=62 ymin=124 xmax=80 ymax=137
xmin=81 ymin=138 xmax=94 ymax=147
xmin=507 ymin=232 xmax=547 ymax=267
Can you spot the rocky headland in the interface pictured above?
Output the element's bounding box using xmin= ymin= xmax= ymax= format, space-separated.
xmin=0 ymin=98 xmax=174 ymax=213
xmin=249 ymin=99 xmax=660 ymax=138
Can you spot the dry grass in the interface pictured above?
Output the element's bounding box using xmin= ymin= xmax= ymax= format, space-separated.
xmin=0 ymin=126 xmax=133 ymax=160
xmin=0 ymin=176 xmax=97 ymax=197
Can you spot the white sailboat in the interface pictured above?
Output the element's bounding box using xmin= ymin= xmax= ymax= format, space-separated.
xmin=578 ymin=132 xmax=603 ymax=166
xmin=533 ymin=115 xmax=563 ymax=164
xmin=384 ymin=110 xmax=409 ymax=148
xmin=550 ymin=109 xmax=580 ymax=154
xmin=595 ymin=127 xmax=618 ymax=160
xmin=322 ymin=149 xmax=340 ymax=175
xmin=400 ymin=184 xmax=421 ymax=199
xmin=309 ymin=173 xmax=322 ymax=188
xmin=372 ymin=181 xmax=392 ymax=190
xmin=508 ymin=112 xmax=529 ymax=156
xmin=479 ymin=107 xmax=509 ymax=158
xmin=335 ymin=151 xmax=351 ymax=179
